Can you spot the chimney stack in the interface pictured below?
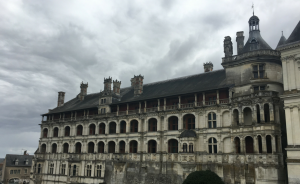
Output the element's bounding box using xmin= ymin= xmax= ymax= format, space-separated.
xmin=113 ymin=79 xmax=121 ymax=96
xmin=131 ymin=75 xmax=144 ymax=97
xmin=203 ymin=62 xmax=213 ymax=72
xmin=23 ymin=150 xmax=27 ymax=155
xmin=223 ymin=36 xmax=233 ymax=57
xmin=57 ymin=91 xmax=65 ymax=107
xmin=104 ymin=77 xmax=112 ymax=92
xmin=236 ymin=31 xmax=244 ymax=55
xmin=78 ymin=82 xmax=88 ymax=100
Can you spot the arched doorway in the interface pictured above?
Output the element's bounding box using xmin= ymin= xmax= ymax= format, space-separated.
xmin=148 ymin=140 xmax=157 ymax=153
xmin=168 ymin=139 xmax=178 ymax=153
xmin=245 ymin=136 xmax=254 ymax=153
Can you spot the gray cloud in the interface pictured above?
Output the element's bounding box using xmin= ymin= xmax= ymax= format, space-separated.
xmin=0 ymin=0 xmax=300 ymax=157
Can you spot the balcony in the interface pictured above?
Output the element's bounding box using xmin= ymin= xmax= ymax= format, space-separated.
xmin=42 ymin=99 xmax=230 ymax=123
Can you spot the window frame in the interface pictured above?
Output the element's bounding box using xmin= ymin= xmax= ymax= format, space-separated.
xmin=252 ymin=63 xmax=265 ymax=79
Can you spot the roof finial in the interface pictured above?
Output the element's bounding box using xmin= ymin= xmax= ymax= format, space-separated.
xmin=252 ymin=3 xmax=254 ymax=16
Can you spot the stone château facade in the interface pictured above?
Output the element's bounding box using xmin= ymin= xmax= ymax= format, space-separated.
xmin=30 ymin=14 xmax=300 ymax=184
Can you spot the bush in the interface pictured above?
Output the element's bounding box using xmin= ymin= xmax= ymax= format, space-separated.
xmin=182 ymin=170 xmax=224 ymax=184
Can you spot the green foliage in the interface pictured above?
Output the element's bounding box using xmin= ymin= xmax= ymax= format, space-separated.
xmin=182 ymin=170 xmax=224 ymax=184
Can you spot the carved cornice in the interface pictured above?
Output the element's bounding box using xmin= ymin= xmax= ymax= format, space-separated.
xmin=282 ymin=54 xmax=297 ymax=62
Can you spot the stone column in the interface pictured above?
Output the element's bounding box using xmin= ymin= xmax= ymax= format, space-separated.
xmin=126 ymin=142 xmax=129 ymax=153
xmin=138 ymin=120 xmax=142 ymax=132
xmin=254 ymin=136 xmax=259 ymax=153
xmin=117 ymin=105 xmax=119 ymax=116
xmin=139 ymin=102 xmax=141 ymax=114
xmin=164 ymin=116 xmax=168 ymax=131
xmin=240 ymin=108 xmax=244 ymax=125
xmin=158 ymin=99 xmax=160 ymax=111
xmin=144 ymin=101 xmax=147 ymax=113
xmin=91 ymin=163 xmax=95 ymax=177
xmin=178 ymin=96 xmax=181 ymax=109
xmin=271 ymin=135 xmax=276 ymax=153
xmin=126 ymin=121 xmax=130 ymax=133
xmin=293 ymin=106 xmax=300 ymax=145
xmin=164 ymin=98 xmax=166 ymax=111
xmin=81 ymin=161 xmax=85 ymax=176
xmin=195 ymin=113 xmax=199 ymax=129
xmin=116 ymin=120 xmax=120 ymax=133
xmin=269 ymin=103 xmax=274 ymax=122
xmin=157 ymin=116 xmax=161 ymax=131
xmin=217 ymin=90 xmax=219 ymax=104
xmin=202 ymin=92 xmax=205 ymax=106
xmin=178 ymin=114 xmax=183 ymax=130
xmin=262 ymin=136 xmax=267 ymax=153
xmin=260 ymin=104 xmax=265 ymax=123
xmin=126 ymin=103 xmax=129 ymax=115
xmin=277 ymin=135 xmax=282 ymax=153
xmin=115 ymin=143 xmax=119 ymax=153
xmin=240 ymin=137 xmax=245 ymax=153
xmin=285 ymin=107 xmax=294 ymax=145
xmin=252 ymin=105 xmax=257 ymax=124
xmin=274 ymin=104 xmax=280 ymax=124
xmin=194 ymin=93 xmax=197 ymax=106
xmin=219 ymin=114 xmax=222 ymax=127
xmin=95 ymin=142 xmax=98 ymax=153
xmin=105 ymin=122 xmax=109 ymax=135
xmin=104 ymin=143 xmax=108 ymax=153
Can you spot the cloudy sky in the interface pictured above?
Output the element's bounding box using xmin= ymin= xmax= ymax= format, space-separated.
xmin=0 ymin=0 xmax=299 ymax=158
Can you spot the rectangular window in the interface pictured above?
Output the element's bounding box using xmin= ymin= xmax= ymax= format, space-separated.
xmin=209 ymin=145 xmax=212 ymax=153
xmin=10 ymin=170 xmax=13 ymax=174
xmin=253 ymin=64 xmax=265 ymax=79
xmin=24 ymin=169 xmax=27 ymax=174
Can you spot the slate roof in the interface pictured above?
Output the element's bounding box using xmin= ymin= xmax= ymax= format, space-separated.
xmin=285 ymin=21 xmax=300 ymax=45
xmin=46 ymin=69 xmax=232 ymax=115
xmin=5 ymin=155 xmax=33 ymax=167
xmin=276 ymin=35 xmax=287 ymax=48
xmin=242 ymin=31 xmax=272 ymax=53
xmin=179 ymin=130 xmax=197 ymax=138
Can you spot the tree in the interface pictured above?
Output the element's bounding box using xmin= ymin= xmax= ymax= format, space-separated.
xmin=182 ymin=170 xmax=224 ymax=184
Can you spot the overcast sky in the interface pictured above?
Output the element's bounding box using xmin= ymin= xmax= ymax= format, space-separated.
xmin=0 ymin=0 xmax=299 ymax=158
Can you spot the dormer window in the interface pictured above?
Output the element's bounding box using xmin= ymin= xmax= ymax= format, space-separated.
xmin=15 ymin=159 xmax=18 ymax=165
xmin=101 ymin=99 xmax=107 ymax=104
xmin=25 ymin=159 xmax=28 ymax=165
xmin=252 ymin=64 xmax=265 ymax=79
xmin=250 ymin=39 xmax=259 ymax=50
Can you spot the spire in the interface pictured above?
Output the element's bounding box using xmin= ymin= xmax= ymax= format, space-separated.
xmin=252 ymin=3 xmax=254 ymax=16
xmin=276 ymin=32 xmax=287 ymax=48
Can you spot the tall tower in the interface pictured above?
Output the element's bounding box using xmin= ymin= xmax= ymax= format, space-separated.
xmin=104 ymin=77 xmax=112 ymax=92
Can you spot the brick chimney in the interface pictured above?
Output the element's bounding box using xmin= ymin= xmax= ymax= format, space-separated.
xmin=57 ymin=91 xmax=65 ymax=107
xmin=203 ymin=62 xmax=213 ymax=72
xmin=104 ymin=77 xmax=112 ymax=92
xmin=78 ymin=82 xmax=88 ymax=100
xmin=236 ymin=31 xmax=244 ymax=55
xmin=131 ymin=75 xmax=144 ymax=97
xmin=113 ymin=79 xmax=121 ymax=96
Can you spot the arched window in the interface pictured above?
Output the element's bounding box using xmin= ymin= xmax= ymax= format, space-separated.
xmin=256 ymin=105 xmax=261 ymax=123
xmin=77 ymin=125 xmax=83 ymax=136
xmin=130 ymin=141 xmax=138 ymax=153
xmin=120 ymin=121 xmax=126 ymax=133
xmin=99 ymin=123 xmax=105 ymax=134
xmin=208 ymin=138 xmax=217 ymax=154
xmin=245 ymin=136 xmax=254 ymax=153
xmin=98 ymin=142 xmax=104 ymax=153
xmin=168 ymin=116 xmax=178 ymax=130
xmin=208 ymin=112 xmax=216 ymax=128
xmin=266 ymin=135 xmax=272 ymax=153
xmin=183 ymin=114 xmax=195 ymax=130
xmin=183 ymin=143 xmax=187 ymax=152
xmin=41 ymin=144 xmax=46 ymax=153
xmin=130 ymin=120 xmax=138 ymax=133
xmin=234 ymin=137 xmax=241 ymax=153
xmin=63 ymin=143 xmax=69 ymax=153
xmin=109 ymin=122 xmax=116 ymax=134
xmin=264 ymin=104 xmax=270 ymax=122
xmin=119 ymin=141 xmax=125 ymax=153
xmin=53 ymin=127 xmax=59 ymax=137
xmin=75 ymin=142 xmax=82 ymax=153
xmin=96 ymin=165 xmax=102 ymax=177
xmin=148 ymin=118 xmax=157 ymax=132
xmin=243 ymin=107 xmax=252 ymax=125
xmin=65 ymin=126 xmax=70 ymax=136
xmin=89 ymin=124 xmax=96 ymax=135
xmin=233 ymin=109 xmax=239 ymax=125
xmin=148 ymin=140 xmax=157 ymax=153
xmin=189 ymin=144 xmax=193 ymax=153
xmin=168 ymin=139 xmax=178 ymax=153
xmin=52 ymin=144 xmax=57 ymax=153
xmin=108 ymin=141 xmax=115 ymax=153
xmin=88 ymin=142 xmax=94 ymax=153
xmin=43 ymin=128 xmax=48 ymax=138
xmin=257 ymin=135 xmax=262 ymax=153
